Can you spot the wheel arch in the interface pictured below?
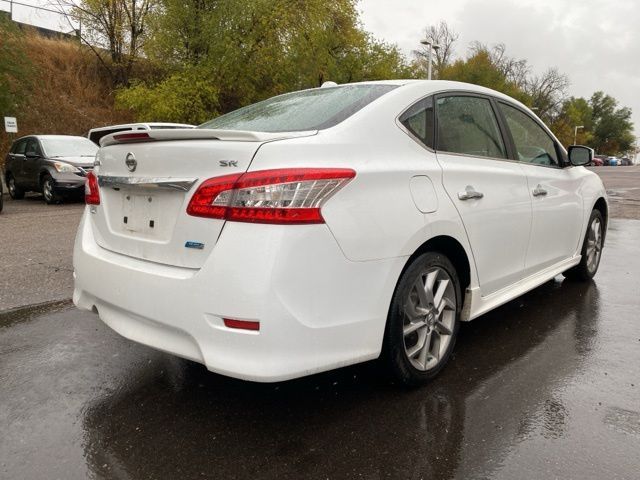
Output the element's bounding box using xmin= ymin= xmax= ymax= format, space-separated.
xmin=402 ymin=235 xmax=472 ymax=299
xmin=39 ymin=167 xmax=56 ymax=187
xmin=592 ymin=197 xmax=608 ymax=235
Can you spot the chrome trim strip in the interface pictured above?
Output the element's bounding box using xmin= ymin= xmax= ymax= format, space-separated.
xmin=98 ymin=176 xmax=198 ymax=192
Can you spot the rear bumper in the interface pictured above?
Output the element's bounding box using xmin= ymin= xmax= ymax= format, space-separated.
xmin=73 ymin=210 xmax=406 ymax=382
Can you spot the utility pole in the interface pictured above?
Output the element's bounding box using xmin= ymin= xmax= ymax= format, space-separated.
xmin=574 ymin=125 xmax=584 ymax=145
xmin=420 ymin=38 xmax=440 ymax=80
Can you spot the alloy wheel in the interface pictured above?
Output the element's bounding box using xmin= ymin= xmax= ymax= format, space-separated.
xmin=586 ymin=217 xmax=602 ymax=274
xmin=43 ymin=179 xmax=53 ymax=202
xmin=403 ymin=267 xmax=456 ymax=371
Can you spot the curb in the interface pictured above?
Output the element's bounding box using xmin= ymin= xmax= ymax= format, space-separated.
xmin=0 ymin=298 xmax=73 ymax=324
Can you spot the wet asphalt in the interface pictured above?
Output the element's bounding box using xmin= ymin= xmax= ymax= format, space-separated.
xmin=0 ymin=196 xmax=83 ymax=312
xmin=1 ymin=218 xmax=639 ymax=480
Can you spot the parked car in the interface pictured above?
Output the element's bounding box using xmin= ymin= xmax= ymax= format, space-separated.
xmin=619 ymin=157 xmax=632 ymax=166
xmin=593 ymin=154 xmax=608 ymax=166
xmin=590 ymin=157 xmax=604 ymax=166
xmin=608 ymin=156 xmax=619 ymax=166
xmin=87 ymin=123 xmax=195 ymax=145
xmin=4 ymin=135 xmax=98 ymax=204
xmin=73 ymin=80 xmax=607 ymax=386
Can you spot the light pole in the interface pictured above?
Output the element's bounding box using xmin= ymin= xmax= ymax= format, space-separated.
xmin=420 ymin=39 xmax=440 ymax=80
xmin=574 ymin=125 xmax=584 ymax=145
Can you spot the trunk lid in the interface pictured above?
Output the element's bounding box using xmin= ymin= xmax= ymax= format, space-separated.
xmin=90 ymin=129 xmax=314 ymax=268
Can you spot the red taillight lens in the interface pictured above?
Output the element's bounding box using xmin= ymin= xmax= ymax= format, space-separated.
xmin=187 ymin=168 xmax=355 ymax=224
xmin=112 ymin=132 xmax=151 ymax=142
xmin=223 ymin=318 xmax=260 ymax=331
xmin=85 ymin=171 xmax=100 ymax=205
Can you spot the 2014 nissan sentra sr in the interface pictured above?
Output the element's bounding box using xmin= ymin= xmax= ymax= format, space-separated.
xmin=73 ymin=80 xmax=607 ymax=385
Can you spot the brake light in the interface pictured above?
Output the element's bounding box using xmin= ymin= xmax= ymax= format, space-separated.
xmin=187 ymin=168 xmax=355 ymax=224
xmin=85 ymin=171 xmax=100 ymax=205
xmin=112 ymin=132 xmax=151 ymax=142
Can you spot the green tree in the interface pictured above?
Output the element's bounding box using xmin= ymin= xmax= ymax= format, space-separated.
xmin=119 ymin=0 xmax=415 ymax=121
xmin=550 ymin=97 xmax=593 ymax=147
xmin=589 ymin=91 xmax=634 ymax=154
xmin=116 ymin=68 xmax=219 ymax=123
xmin=439 ymin=49 xmax=530 ymax=104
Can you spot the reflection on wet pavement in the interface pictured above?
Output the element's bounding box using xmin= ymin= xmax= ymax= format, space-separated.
xmin=1 ymin=220 xmax=639 ymax=480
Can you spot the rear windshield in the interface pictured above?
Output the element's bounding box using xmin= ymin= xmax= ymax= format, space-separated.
xmin=198 ymin=84 xmax=398 ymax=132
xmin=41 ymin=137 xmax=99 ymax=157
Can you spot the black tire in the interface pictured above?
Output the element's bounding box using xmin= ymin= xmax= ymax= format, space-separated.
xmin=564 ymin=209 xmax=604 ymax=281
xmin=6 ymin=174 xmax=25 ymax=200
xmin=42 ymin=174 xmax=62 ymax=205
xmin=382 ymin=251 xmax=462 ymax=387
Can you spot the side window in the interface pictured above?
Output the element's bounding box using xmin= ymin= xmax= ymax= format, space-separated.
xmin=25 ymin=138 xmax=42 ymax=157
xmin=399 ymin=96 xmax=434 ymax=149
xmin=13 ymin=139 xmax=27 ymax=155
xmin=436 ymin=96 xmax=507 ymax=159
xmin=499 ymin=103 xmax=559 ymax=167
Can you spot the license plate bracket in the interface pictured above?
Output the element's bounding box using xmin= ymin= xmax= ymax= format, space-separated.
xmin=122 ymin=192 xmax=158 ymax=234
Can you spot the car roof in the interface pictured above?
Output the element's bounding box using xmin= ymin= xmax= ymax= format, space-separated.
xmin=336 ymin=79 xmax=531 ymax=110
xmin=13 ymin=134 xmax=91 ymax=142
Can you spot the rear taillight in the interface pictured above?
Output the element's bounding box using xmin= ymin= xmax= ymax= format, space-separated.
xmin=85 ymin=171 xmax=100 ymax=205
xmin=187 ymin=168 xmax=355 ymax=224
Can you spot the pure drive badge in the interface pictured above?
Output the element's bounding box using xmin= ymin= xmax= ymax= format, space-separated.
xmin=185 ymin=241 xmax=205 ymax=250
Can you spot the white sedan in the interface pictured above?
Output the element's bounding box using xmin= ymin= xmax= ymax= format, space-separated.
xmin=73 ymin=80 xmax=607 ymax=385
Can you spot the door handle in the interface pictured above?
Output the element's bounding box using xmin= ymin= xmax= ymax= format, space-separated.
xmin=532 ymin=184 xmax=548 ymax=197
xmin=458 ymin=185 xmax=484 ymax=201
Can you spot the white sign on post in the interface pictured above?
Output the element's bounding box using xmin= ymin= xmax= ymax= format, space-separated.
xmin=4 ymin=117 xmax=18 ymax=133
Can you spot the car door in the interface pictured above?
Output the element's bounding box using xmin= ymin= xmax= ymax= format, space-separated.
xmin=435 ymin=94 xmax=532 ymax=296
xmin=23 ymin=138 xmax=43 ymax=190
xmin=497 ymin=102 xmax=584 ymax=275
xmin=8 ymin=138 xmax=28 ymax=185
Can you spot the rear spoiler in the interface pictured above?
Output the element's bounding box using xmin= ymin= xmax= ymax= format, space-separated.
xmin=99 ymin=128 xmax=317 ymax=147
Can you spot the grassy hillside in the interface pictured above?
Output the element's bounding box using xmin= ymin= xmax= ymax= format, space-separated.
xmin=1 ymin=29 xmax=133 ymax=160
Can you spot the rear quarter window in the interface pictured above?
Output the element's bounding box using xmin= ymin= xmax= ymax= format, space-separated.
xmin=399 ymin=96 xmax=435 ymax=149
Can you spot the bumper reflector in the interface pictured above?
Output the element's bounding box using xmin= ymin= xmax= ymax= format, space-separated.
xmin=223 ymin=318 xmax=260 ymax=331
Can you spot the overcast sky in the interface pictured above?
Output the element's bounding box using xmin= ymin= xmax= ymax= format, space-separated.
xmin=360 ymin=0 xmax=640 ymax=135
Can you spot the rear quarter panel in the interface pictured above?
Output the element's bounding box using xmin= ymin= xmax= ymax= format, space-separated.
xmin=248 ymin=86 xmax=478 ymax=288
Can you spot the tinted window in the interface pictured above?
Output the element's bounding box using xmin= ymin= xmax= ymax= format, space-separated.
xmin=25 ymin=138 xmax=42 ymax=157
xmin=199 ymin=85 xmax=397 ymax=132
xmin=12 ymin=139 xmax=27 ymax=155
xmin=400 ymin=96 xmax=434 ymax=148
xmin=499 ymin=103 xmax=559 ymax=167
xmin=436 ymin=96 xmax=507 ymax=159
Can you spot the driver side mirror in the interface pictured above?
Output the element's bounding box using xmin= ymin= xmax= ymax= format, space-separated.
xmin=568 ymin=145 xmax=593 ymax=166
